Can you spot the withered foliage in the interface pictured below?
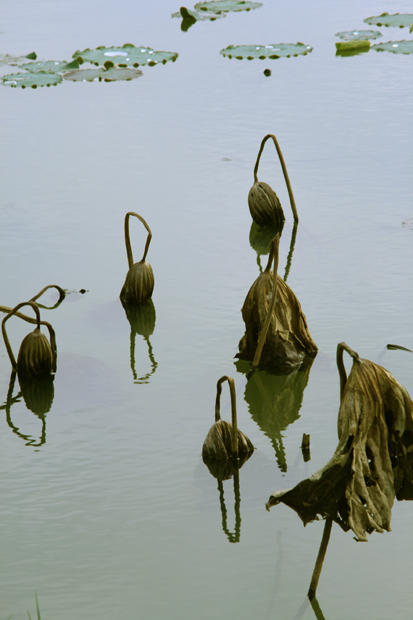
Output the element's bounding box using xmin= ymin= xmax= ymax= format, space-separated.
xmin=120 ymin=212 xmax=154 ymax=304
xmin=237 ymin=241 xmax=317 ymax=372
xmin=266 ymin=343 xmax=413 ymax=542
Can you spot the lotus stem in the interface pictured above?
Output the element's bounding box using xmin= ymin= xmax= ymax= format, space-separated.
xmin=283 ymin=220 xmax=298 ymax=282
xmin=253 ymin=134 xmax=299 ymax=222
xmin=124 ymin=212 xmax=152 ymax=269
xmin=307 ymin=517 xmax=333 ymax=600
xmin=336 ymin=342 xmax=360 ymax=401
xmin=29 ymin=284 xmax=66 ymax=309
xmin=215 ymin=376 xmax=238 ymax=458
xmin=251 ymin=234 xmax=280 ymax=371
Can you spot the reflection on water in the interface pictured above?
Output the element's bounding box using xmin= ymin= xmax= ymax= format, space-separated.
xmin=235 ymin=357 xmax=314 ymax=471
xmin=249 ymin=220 xmax=298 ymax=281
xmin=122 ymin=299 xmax=158 ymax=383
xmin=1 ymin=371 xmax=52 ymax=447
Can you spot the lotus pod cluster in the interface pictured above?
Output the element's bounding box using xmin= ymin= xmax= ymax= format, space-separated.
xmin=1 ymin=301 xmax=57 ymax=378
xmin=120 ymin=212 xmax=155 ymax=304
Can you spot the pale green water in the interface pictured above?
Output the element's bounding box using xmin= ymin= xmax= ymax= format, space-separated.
xmin=1 ymin=1 xmax=412 ymax=618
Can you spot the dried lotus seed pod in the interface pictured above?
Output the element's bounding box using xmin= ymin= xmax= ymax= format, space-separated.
xmin=120 ymin=212 xmax=155 ymax=303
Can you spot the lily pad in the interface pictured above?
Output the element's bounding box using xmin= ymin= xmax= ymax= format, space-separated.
xmin=72 ymin=44 xmax=178 ymax=67
xmin=2 ymin=71 xmax=62 ymax=89
xmin=21 ymin=59 xmax=80 ymax=73
xmin=372 ymin=40 xmax=413 ymax=54
xmin=0 ymin=52 xmax=36 ymax=66
xmin=63 ymin=66 xmax=143 ymax=82
xmin=364 ymin=12 xmax=413 ymax=29
xmin=220 ymin=43 xmax=313 ymax=60
xmin=171 ymin=6 xmax=227 ymax=21
xmin=335 ymin=29 xmax=381 ymax=41
xmin=194 ymin=1 xmax=262 ymax=12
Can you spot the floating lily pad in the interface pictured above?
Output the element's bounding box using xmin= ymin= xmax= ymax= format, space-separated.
xmin=63 ymin=66 xmax=143 ymax=82
xmin=72 ymin=44 xmax=178 ymax=67
xmin=335 ymin=29 xmax=381 ymax=41
xmin=372 ymin=40 xmax=413 ymax=54
xmin=21 ymin=59 xmax=80 ymax=73
xmin=364 ymin=13 xmax=413 ymax=29
xmin=171 ymin=6 xmax=226 ymax=21
xmin=2 ymin=71 xmax=62 ymax=88
xmin=220 ymin=43 xmax=313 ymax=60
xmin=0 ymin=51 xmax=36 ymax=66
xmin=194 ymin=1 xmax=262 ymax=12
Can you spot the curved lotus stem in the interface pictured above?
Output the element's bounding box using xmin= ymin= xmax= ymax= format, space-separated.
xmin=29 ymin=284 xmax=66 ymax=309
xmin=307 ymin=517 xmax=333 ymax=600
xmin=253 ymin=134 xmax=299 ymax=222
xmin=283 ymin=220 xmax=298 ymax=282
xmin=336 ymin=342 xmax=361 ymax=402
xmin=251 ymin=234 xmax=280 ymax=371
xmin=215 ymin=376 xmax=238 ymax=458
xmin=1 ymin=302 xmax=57 ymax=373
xmin=124 ymin=212 xmax=152 ymax=268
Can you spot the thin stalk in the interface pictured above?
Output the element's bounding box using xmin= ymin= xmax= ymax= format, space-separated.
xmin=336 ymin=342 xmax=360 ymax=402
xmin=307 ymin=517 xmax=333 ymax=600
xmin=283 ymin=220 xmax=298 ymax=282
xmin=253 ymin=134 xmax=299 ymax=222
xmin=251 ymin=234 xmax=280 ymax=371
xmin=215 ymin=376 xmax=239 ymax=458
xmin=124 ymin=211 xmax=152 ymax=268
xmin=29 ymin=284 xmax=66 ymax=309
xmin=2 ymin=302 xmax=42 ymax=371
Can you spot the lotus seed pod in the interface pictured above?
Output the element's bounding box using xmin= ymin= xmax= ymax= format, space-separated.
xmin=17 ymin=328 xmax=54 ymax=377
xmin=248 ymin=181 xmax=285 ymax=225
xmin=120 ymin=261 xmax=154 ymax=303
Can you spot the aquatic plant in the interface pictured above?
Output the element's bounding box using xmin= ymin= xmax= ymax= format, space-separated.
xmin=64 ymin=65 xmax=143 ymax=82
xmin=0 ymin=51 xmax=36 ymax=65
xmin=372 ymin=40 xmax=413 ymax=54
xmin=248 ymin=134 xmax=299 ymax=225
xmin=2 ymin=71 xmax=62 ymax=88
xmin=2 ymin=302 xmax=57 ymax=376
xmin=335 ymin=30 xmax=382 ymax=41
xmin=172 ymin=6 xmax=227 ymax=22
xmin=202 ymin=375 xmax=254 ymax=460
xmin=364 ymin=12 xmax=413 ymax=30
xmin=335 ymin=40 xmax=371 ymax=52
xmin=220 ymin=42 xmax=313 ymax=60
xmin=72 ymin=44 xmax=178 ymax=67
xmin=120 ymin=212 xmax=154 ymax=304
xmin=195 ymin=1 xmax=262 ymax=12
xmin=21 ymin=59 xmax=80 ymax=73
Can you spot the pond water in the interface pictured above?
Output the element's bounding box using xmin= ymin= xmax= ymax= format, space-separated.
xmin=1 ymin=1 xmax=412 ymax=618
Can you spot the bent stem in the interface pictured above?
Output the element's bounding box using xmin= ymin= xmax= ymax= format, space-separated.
xmin=124 ymin=212 xmax=152 ymax=268
xmin=253 ymin=134 xmax=299 ymax=222
xmin=283 ymin=220 xmax=298 ymax=282
xmin=251 ymin=233 xmax=280 ymax=371
xmin=29 ymin=284 xmax=66 ymax=309
xmin=215 ymin=376 xmax=238 ymax=458
xmin=307 ymin=517 xmax=333 ymax=601
xmin=336 ymin=342 xmax=360 ymax=401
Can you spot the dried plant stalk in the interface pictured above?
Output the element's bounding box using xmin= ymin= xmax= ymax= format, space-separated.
xmin=2 ymin=302 xmax=57 ymax=376
xmin=248 ymin=134 xmax=298 ymax=225
xmin=202 ymin=376 xmax=254 ymax=461
xmin=266 ymin=343 xmax=413 ymax=542
xmin=120 ymin=212 xmax=154 ymax=303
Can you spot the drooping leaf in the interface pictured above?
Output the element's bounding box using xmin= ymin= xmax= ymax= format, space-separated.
xmin=63 ymin=66 xmax=143 ymax=82
xmin=0 ymin=51 xmax=36 ymax=66
xmin=1 ymin=71 xmax=62 ymax=88
xmin=220 ymin=42 xmax=313 ymax=60
xmin=72 ymin=44 xmax=178 ymax=67
xmin=21 ymin=59 xmax=80 ymax=73
xmin=364 ymin=12 xmax=413 ymax=29
xmin=194 ymin=1 xmax=262 ymax=13
xmin=335 ymin=30 xmax=381 ymax=41
xmin=335 ymin=40 xmax=371 ymax=52
xmin=266 ymin=343 xmax=413 ymax=542
xmin=372 ymin=40 xmax=413 ymax=55
xmin=171 ymin=6 xmax=227 ymax=21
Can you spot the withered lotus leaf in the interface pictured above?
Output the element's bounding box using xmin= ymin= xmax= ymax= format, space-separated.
xmin=266 ymin=343 xmax=413 ymax=542
xmin=120 ymin=212 xmax=155 ymax=304
xmin=237 ymin=239 xmax=317 ymax=371
xmin=1 ymin=302 xmax=57 ymax=377
xmin=202 ymin=376 xmax=254 ymax=460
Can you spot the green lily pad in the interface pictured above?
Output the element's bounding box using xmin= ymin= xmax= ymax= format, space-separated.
xmin=63 ymin=66 xmax=143 ymax=82
xmin=72 ymin=44 xmax=178 ymax=67
xmin=1 ymin=71 xmax=62 ymax=88
xmin=220 ymin=42 xmax=313 ymax=60
xmin=171 ymin=6 xmax=226 ymax=21
xmin=0 ymin=51 xmax=37 ymax=66
xmin=194 ymin=1 xmax=262 ymax=12
xmin=335 ymin=29 xmax=381 ymax=41
xmin=364 ymin=13 xmax=413 ymax=29
xmin=335 ymin=40 xmax=370 ymax=52
xmin=372 ymin=40 xmax=413 ymax=54
xmin=21 ymin=59 xmax=80 ymax=73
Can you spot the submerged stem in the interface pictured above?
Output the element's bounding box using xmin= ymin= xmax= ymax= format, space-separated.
xmin=253 ymin=134 xmax=299 ymax=222
xmin=307 ymin=517 xmax=333 ymax=600
xmin=124 ymin=212 xmax=153 ymax=268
